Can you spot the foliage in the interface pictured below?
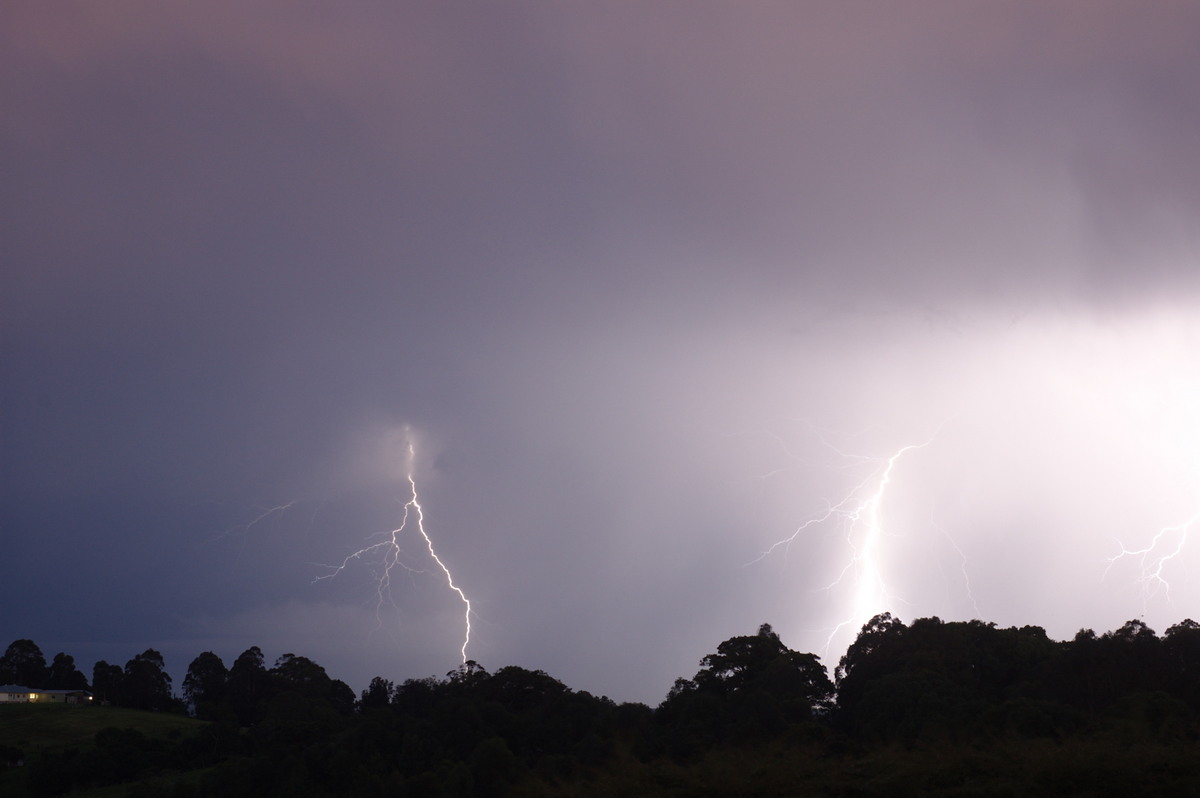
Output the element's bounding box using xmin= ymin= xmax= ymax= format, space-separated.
xmin=122 ymin=649 xmax=180 ymax=713
xmin=654 ymin=623 xmax=834 ymax=757
xmin=11 ymin=613 xmax=1200 ymax=796
xmin=183 ymin=650 xmax=230 ymax=720
xmin=1 ymin=639 xmax=49 ymax=688
xmin=46 ymin=653 xmax=88 ymax=691
xmin=358 ymin=676 xmax=394 ymax=710
xmin=91 ymin=660 xmax=123 ymax=705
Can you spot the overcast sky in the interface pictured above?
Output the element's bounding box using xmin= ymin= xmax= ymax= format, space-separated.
xmin=4 ymin=1 xmax=1200 ymax=705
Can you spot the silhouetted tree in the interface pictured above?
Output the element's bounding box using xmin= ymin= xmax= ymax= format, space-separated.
xmin=1 ymin=639 xmax=49 ymax=687
xmin=1102 ymin=620 xmax=1166 ymax=699
xmin=658 ymin=623 xmax=833 ymax=752
xmin=327 ymin=678 xmax=357 ymax=715
xmin=272 ymin=653 xmax=325 ymax=690
xmin=833 ymin=612 xmax=907 ymax=724
xmin=1042 ymin=620 xmax=1168 ymax=720
xmin=183 ymin=651 xmax=229 ymax=719
xmin=123 ymin=649 xmax=175 ymax=711
xmin=832 ymin=616 xmax=1070 ymax=740
xmin=483 ymin=665 xmax=570 ymax=708
xmin=1164 ymin=618 xmax=1200 ymax=708
xmin=693 ymin=624 xmax=831 ymax=704
xmin=226 ymin=646 xmax=272 ymax=725
xmin=391 ymin=675 xmax=442 ymax=717
xmin=447 ymin=659 xmax=489 ymax=687
xmin=47 ymin=652 xmax=89 ymax=690
xmin=92 ymin=660 xmax=124 ymax=705
xmin=836 ymin=613 xmax=906 ymax=686
xmin=271 ymin=652 xmax=355 ymax=714
xmin=359 ymin=676 xmax=394 ymax=711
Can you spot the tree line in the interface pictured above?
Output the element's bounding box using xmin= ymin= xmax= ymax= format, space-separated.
xmin=1 ymin=640 xmax=181 ymax=713
xmin=0 ymin=641 xmax=90 ymax=693
xmin=10 ymin=614 xmax=1200 ymax=795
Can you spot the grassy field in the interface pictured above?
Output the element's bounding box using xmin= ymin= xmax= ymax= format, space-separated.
xmin=0 ymin=704 xmax=207 ymax=797
xmin=0 ymin=703 xmax=203 ymax=754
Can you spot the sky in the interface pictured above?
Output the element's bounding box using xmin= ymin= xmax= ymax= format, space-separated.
xmin=4 ymin=1 xmax=1200 ymax=706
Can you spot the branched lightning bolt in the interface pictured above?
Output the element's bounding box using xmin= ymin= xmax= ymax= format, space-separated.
xmin=1101 ymin=371 xmax=1200 ymax=615
xmin=932 ymin=512 xmax=981 ymax=618
xmin=406 ymin=464 xmax=473 ymax=663
xmin=750 ymin=427 xmax=946 ymax=654
xmin=316 ymin=435 xmax=473 ymax=664
xmin=314 ymin=497 xmax=424 ymax=623
xmin=244 ymin=501 xmax=297 ymax=530
xmin=209 ymin=500 xmax=297 ymax=543
xmin=1105 ymin=511 xmax=1200 ymax=610
xmin=821 ymin=442 xmax=928 ymax=650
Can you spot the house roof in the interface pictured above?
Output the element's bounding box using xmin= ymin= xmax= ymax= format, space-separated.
xmin=0 ymin=684 xmax=92 ymax=695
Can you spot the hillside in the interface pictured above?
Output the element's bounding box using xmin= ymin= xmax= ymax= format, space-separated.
xmin=0 ymin=704 xmax=207 ymax=797
xmin=0 ymin=704 xmax=203 ymax=754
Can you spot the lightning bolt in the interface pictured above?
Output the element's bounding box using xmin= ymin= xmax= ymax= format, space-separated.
xmin=750 ymin=426 xmax=951 ymax=654
xmin=406 ymin=463 xmax=473 ymax=663
xmin=1101 ymin=369 xmax=1200 ymax=613
xmin=1104 ymin=372 xmax=1200 ymax=611
xmin=243 ymin=501 xmax=297 ymax=530
xmin=935 ymin=513 xmax=981 ymax=618
xmin=1105 ymin=511 xmax=1200 ymax=610
xmin=208 ymin=500 xmax=298 ymax=543
xmin=821 ymin=442 xmax=929 ymax=650
xmin=207 ymin=501 xmax=303 ymax=573
xmin=316 ymin=432 xmax=473 ymax=664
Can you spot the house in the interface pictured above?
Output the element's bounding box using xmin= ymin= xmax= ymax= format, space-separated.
xmin=0 ymin=685 xmax=92 ymax=704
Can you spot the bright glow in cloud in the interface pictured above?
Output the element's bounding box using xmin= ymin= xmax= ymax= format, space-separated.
xmin=723 ymin=309 xmax=1200 ymax=661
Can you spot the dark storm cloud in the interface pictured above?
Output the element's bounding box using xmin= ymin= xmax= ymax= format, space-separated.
xmin=4 ymin=2 xmax=1200 ymax=702
xmin=529 ymin=1 xmax=1200 ymax=307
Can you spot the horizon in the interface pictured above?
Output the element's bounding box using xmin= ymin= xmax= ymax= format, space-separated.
xmin=8 ymin=610 xmax=1198 ymax=708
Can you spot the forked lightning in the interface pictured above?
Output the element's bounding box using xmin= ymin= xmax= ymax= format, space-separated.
xmin=316 ymin=435 xmax=473 ymax=663
xmin=751 ymin=428 xmax=953 ymax=653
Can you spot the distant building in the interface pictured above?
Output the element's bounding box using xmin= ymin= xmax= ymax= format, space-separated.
xmin=0 ymin=685 xmax=92 ymax=704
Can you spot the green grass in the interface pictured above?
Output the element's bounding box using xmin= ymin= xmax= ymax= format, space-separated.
xmin=0 ymin=703 xmax=203 ymax=754
xmin=0 ymin=705 xmax=208 ymax=797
